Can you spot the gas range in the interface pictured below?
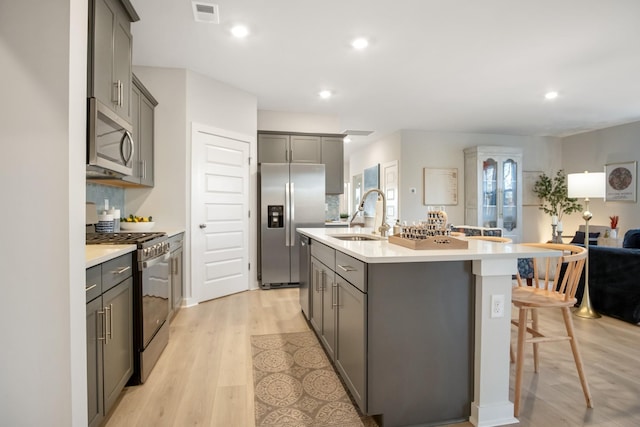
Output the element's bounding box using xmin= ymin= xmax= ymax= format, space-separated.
xmin=86 ymin=232 xmax=168 ymax=262
xmin=86 ymin=230 xmax=171 ymax=384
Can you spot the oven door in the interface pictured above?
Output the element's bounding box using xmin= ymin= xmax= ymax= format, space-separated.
xmin=87 ymin=97 xmax=134 ymax=177
xmin=140 ymin=252 xmax=170 ymax=348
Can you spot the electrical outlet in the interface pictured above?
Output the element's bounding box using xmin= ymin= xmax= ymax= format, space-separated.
xmin=491 ymin=294 xmax=505 ymax=318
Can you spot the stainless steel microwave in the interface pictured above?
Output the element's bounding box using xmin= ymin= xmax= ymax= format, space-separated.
xmin=87 ymin=97 xmax=134 ymax=178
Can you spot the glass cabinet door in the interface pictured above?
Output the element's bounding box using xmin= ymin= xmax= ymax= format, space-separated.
xmin=502 ymin=159 xmax=518 ymax=231
xmin=482 ymin=158 xmax=498 ymax=228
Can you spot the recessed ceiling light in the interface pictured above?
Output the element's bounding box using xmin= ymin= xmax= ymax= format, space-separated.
xmin=351 ymin=37 xmax=369 ymax=49
xmin=319 ymin=90 xmax=332 ymax=99
xmin=545 ymin=91 xmax=559 ymax=100
xmin=231 ymin=25 xmax=249 ymax=38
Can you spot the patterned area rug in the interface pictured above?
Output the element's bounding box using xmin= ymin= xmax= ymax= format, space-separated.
xmin=251 ymin=331 xmax=377 ymax=427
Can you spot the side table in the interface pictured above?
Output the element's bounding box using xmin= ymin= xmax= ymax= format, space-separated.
xmin=597 ymin=237 xmax=623 ymax=247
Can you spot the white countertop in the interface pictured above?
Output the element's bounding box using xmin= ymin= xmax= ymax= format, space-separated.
xmin=324 ymin=221 xmax=349 ymax=227
xmin=86 ymin=245 xmax=136 ymax=268
xmin=297 ymin=227 xmax=557 ymax=263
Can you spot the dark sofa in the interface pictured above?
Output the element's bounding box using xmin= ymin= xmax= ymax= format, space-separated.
xmin=576 ymin=229 xmax=640 ymax=325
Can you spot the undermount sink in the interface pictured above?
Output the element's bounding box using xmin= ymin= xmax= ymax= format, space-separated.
xmin=329 ymin=234 xmax=382 ymax=241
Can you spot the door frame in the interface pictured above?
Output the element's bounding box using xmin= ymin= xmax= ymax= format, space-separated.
xmin=187 ymin=122 xmax=257 ymax=306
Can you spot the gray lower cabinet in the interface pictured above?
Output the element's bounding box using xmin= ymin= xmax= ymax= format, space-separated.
xmin=86 ymin=296 xmax=104 ymax=427
xmin=310 ymin=257 xmax=336 ymax=360
xmin=168 ymin=232 xmax=184 ymax=320
xmin=305 ymin=239 xmax=474 ymax=426
xmin=309 ymin=242 xmax=365 ymax=408
xmin=86 ymin=253 xmax=134 ymax=427
xmin=335 ymin=275 xmax=366 ymax=410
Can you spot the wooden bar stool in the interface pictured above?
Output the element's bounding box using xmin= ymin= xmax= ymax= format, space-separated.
xmin=510 ymin=243 xmax=593 ymax=417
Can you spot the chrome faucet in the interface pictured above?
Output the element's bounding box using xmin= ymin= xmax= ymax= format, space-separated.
xmin=349 ymin=188 xmax=390 ymax=237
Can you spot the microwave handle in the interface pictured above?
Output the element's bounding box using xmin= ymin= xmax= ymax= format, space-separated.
xmin=121 ymin=130 xmax=135 ymax=165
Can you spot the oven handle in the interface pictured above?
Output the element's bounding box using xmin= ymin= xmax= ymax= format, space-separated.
xmin=142 ymin=252 xmax=170 ymax=269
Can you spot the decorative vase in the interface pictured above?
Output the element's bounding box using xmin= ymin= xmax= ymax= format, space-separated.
xmin=610 ymin=228 xmax=618 ymax=239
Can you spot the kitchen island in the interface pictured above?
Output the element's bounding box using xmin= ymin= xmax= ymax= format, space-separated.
xmin=297 ymin=227 xmax=557 ymax=427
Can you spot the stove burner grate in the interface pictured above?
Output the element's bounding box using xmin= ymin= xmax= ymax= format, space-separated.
xmin=86 ymin=232 xmax=166 ymax=245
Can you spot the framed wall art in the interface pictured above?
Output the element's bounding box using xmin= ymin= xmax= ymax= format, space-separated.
xmin=423 ymin=167 xmax=458 ymax=205
xmin=605 ymin=161 xmax=637 ymax=202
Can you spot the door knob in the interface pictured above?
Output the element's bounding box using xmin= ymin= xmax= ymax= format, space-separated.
xmin=199 ymin=224 xmax=207 ymax=229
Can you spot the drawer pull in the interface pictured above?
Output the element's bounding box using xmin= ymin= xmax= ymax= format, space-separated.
xmin=338 ymin=264 xmax=356 ymax=272
xmin=112 ymin=266 xmax=131 ymax=275
xmin=85 ymin=284 xmax=98 ymax=292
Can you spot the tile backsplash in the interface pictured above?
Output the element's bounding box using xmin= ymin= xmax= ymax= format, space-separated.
xmin=87 ymin=183 xmax=125 ymax=217
xmin=325 ymin=194 xmax=340 ymax=221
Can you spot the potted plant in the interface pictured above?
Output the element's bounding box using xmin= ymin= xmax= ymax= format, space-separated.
xmin=532 ymin=170 xmax=582 ymax=240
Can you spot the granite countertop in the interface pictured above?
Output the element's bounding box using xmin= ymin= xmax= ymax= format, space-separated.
xmin=86 ymin=245 xmax=136 ymax=268
xmin=297 ymin=227 xmax=558 ymax=264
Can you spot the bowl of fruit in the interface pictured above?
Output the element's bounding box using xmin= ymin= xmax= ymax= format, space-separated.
xmin=120 ymin=215 xmax=155 ymax=231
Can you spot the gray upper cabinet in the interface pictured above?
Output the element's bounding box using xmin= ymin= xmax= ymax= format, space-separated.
xmin=258 ymin=134 xmax=321 ymax=163
xmin=258 ymin=132 xmax=344 ymax=193
xmin=124 ymin=74 xmax=157 ymax=186
xmin=290 ymin=135 xmax=321 ymax=163
xmin=258 ymin=134 xmax=289 ymax=163
xmin=88 ymin=0 xmax=139 ymax=124
xmin=321 ymin=136 xmax=344 ymax=194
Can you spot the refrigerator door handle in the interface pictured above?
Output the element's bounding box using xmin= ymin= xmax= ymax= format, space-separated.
xmin=285 ymin=182 xmax=291 ymax=247
xmin=290 ymin=182 xmax=295 ymax=246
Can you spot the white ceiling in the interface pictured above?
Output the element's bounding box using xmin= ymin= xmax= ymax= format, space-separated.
xmin=130 ymin=0 xmax=640 ymax=154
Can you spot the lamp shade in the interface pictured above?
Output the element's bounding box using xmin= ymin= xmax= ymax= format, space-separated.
xmin=567 ymin=171 xmax=605 ymax=198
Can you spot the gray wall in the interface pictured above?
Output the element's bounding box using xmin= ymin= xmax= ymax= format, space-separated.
xmin=1 ymin=0 xmax=87 ymax=425
xmin=561 ymin=121 xmax=640 ymax=237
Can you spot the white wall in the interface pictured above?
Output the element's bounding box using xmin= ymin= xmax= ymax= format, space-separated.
xmin=350 ymin=130 xmax=561 ymax=242
xmin=1 ymin=0 xmax=87 ymax=425
xmin=127 ymin=67 xmax=258 ymax=296
xmin=561 ymin=121 xmax=640 ymax=237
xmin=127 ymin=67 xmax=188 ymax=229
xmin=258 ymin=110 xmax=341 ymax=133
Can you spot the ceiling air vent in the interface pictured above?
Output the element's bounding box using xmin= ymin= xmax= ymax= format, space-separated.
xmin=192 ymin=1 xmax=219 ymax=24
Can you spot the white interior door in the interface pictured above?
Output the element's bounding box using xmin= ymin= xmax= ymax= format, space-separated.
xmin=382 ymin=160 xmax=399 ymax=225
xmin=192 ymin=124 xmax=250 ymax=303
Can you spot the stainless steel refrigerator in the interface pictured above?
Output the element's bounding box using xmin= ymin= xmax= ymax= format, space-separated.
xmin=260 ymin=163 xmax=325 ymax=288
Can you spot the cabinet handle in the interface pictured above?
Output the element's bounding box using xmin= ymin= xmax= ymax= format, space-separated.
xmin=289 ymin=182 xmax=295 ymax=245
xmin=98 ymin=308 xmax=107 ymax=341
xmin=85 ymin=283 xmax=98 ymax=292
xmin=117 ymin=80 xmax=123 ymax=106
xmin=142 ymin=160 xmax=146 ymax=180
xmin=104 ymin=305 xmax=112 ymax=344
xmin=337 ymin=264 xmax=356 ymax=272
xmin=112 ymin=266 xmax=131 ymax=275
xmin=113 ymin=81 xmax=119 ymax=104
xmin=332 ymin=283 xmax=338 ymax=308
xmin=108 ymin=303 xmax=113 ymax=341
xmin=285 ymin=182 xmax=293 ymax=247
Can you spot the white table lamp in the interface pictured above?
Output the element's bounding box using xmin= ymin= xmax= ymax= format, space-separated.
xmin=567 ymin=171 xmax=605 ymax=319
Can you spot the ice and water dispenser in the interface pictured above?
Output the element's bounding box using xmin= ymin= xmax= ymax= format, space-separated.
xmin=267 ymin=205 xmax=284 ymax=228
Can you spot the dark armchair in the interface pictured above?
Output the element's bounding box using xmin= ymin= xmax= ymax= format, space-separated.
xmin=575 ymin=229 xmax=640 ymax=324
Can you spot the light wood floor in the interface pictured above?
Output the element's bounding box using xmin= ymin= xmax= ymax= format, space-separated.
xmin=104 ymin=288 xmax=640 ymax=427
